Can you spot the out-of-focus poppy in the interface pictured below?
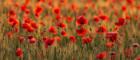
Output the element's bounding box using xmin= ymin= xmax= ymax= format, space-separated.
xmin=76 ymin=27 xmax=87 ymax=36
xmin=76 ymin=16 xmax=88 ymax=26
xmin=61 ymin=30 xmax=67 ymax=37
xmin=96 ymin=26 xmax=107 ymax=33
xmin=48 ymin=26 xmax=57 ymax=34
xmin=99 ymin=14 xmax=109 ymax=21
xmin=44 ymin=37 xmax=54 ymax=48
xmin=93 ymin=16 xmax=100 ymax=23
xmin=8 ymin=17 xmax=19 ymax=27
xmin=122 ymin=5 xmax=127 ymax=12
xmin=16 ymin=48 xmax=23 ymax=58
xmin=106 ymin=32 xmax=118 ymax=42
xmin=69 ymin=36 xmax=76 ymax=43
xmin=82 ymin=37 xmax=92 ymax=44
xmin=106 ymin=42 xmax=114 ymax=48
xmin=28 ymin=36 xmax=36 ymax=44
xmin=53 ymin=7 xmax=61 ymax=15
xmin=57 ymin=22 xmax=66 ymax=29
xmin=115 ymin=17 xmax=126 ymax=26
xmin=96 ymin=51 xmax=107 ymax=60
xmin=34 ymin=5 xmax=43 ymax=17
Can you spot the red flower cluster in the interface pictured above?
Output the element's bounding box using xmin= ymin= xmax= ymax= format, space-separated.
xmin=8 ymin=17 xmax=19 ymax=27
xmin=22 ymin=17 xmax=38 ymax=32
xmin=34 ymin=5 xmax=43 ymax=17
xmin=8 ymin=10 xmax=19 ymax=27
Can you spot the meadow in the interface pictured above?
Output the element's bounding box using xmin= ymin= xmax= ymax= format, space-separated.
xmin=0 ymin=0 xmax=140 ymax=60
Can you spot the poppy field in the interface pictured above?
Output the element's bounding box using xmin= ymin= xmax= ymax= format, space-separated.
xmin=0 ymin=0 xmax=140 ymax=60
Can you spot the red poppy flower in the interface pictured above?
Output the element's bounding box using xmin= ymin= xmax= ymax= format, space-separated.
xmin=16 ymin=48 xmax=23 ymax=58
xmin=126 ymin=0 xmax=134 ymax=5
xmin=70 ymin=3 xmax=78 ymax=11
xmin=23 ymin=17 xmax=33 ymax=24
xmin=76 ymin=16 xmax=88 ymax=26
xmin=57 ymin=22 xmax=66 ymax=28
xmin=96 ymin=26 xmax=107 ymax=33
xmin=53 ymin=7 xmax=60 ymax=15
xmin=99 ymin=14 xmax=109 ymax=21
xmin=122 ymin=5 xmax=127 ymax=12
xmin=66 ymin=16 xmax=73 ymax=23
xmin=137 ymin=5 xmax=140 ymax=10
xmin=125 ymin=15 xmax=131 ymax=20
xmin=60 ymin=0 xmax=67 ymax=3
xmin=61 ymin=30 xmax=67 ymax=37
xmin=93 ymin=16 xmax=100 ymax=23
xmin=82 ymin=37 xmax=92 ymax=44
xmin=44 ymin=37 xmax=54 ymax=48
xmin=96 ymin=51 xmax=107 ymax=60
xmin=29 ymin=37 xmax=36 ymax=44
xmin=26 ymin=26 xmax=34 ymax=32
xmin=31 ymin=22 xmax=38 ymax=29
xmin=21 ymin=5 xmax=26 ymax=11
xmin=69 ymin=36 xmax=76 ymax=43
xmin=106 ymin=32 xmax=117 ymax=42
xmin=54 ymin=36 xmax=61 ymax=42
xmin=34 ymin=6 xmax=43 ymax=17
xmin=135 ymin=56 xmax=140 ymax=60
xmin=76 ymin=27 xmax=87 ymax=36
xmin=9 ymin=9 xmax=16 ymax=16
xmin=22 ymin=19 xmax=37 ymax=32
xmin=38 ymin=0 xmax=45 ymax=2
xmin=115 ymin=17 xmax=126 ymax=26
xmin=48 ymin=26 xmax=57 ymax=34
xmin=55 ymin=15 xmax=61 ymax=21
xmin=106 ymin=42 xmax=114 ymax=48
xmin=25 ymin=9 xmax=30 ymax=14
xmin=22 ymin=23 xmax=30 ymax=29
xmin=28 ymin=36 xmax=36 ymax=44
xmin=8 ymin=17 xmax=19 ymax=27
